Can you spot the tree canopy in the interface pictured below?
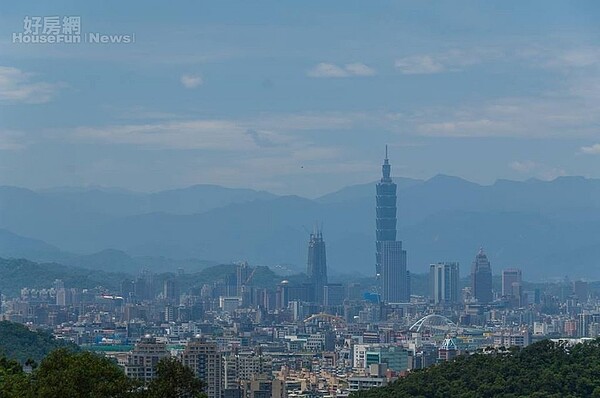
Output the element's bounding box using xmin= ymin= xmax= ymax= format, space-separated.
xmin=0 ymin=349 xmax=206 ymax=398
xmin=351 ymin=339 xmax=600 ymax=398
xmin=0 ymin=321 xmax=78 ymax=364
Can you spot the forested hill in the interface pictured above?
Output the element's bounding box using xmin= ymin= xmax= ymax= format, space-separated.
xmin=350 ymin=339 xmax=600 ymax=398
xmin=0 ymin=321 xmax=78 ymax=363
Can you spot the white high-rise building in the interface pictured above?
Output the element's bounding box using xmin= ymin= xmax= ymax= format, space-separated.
xmin=430 ymin=262 xmax=460 ymax=304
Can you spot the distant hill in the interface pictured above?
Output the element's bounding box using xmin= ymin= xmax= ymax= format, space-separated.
xmin=0 ymin=257 xmax=298 ymax=299
xmin=20 ymin=184 xmax=278 ymax=216
xmin=60 ymin=249 xmax=216 ymax=274
xmin=0 ymin=258 xmax=129 ymax=296
xmin=0 ymin=231 xmax=215 ymax=274
xmin=2 ymin=176 xmax=600 ymax=280
xmin=0 ymin=229 xmax=67 ymax=262
xmin=315 ymin=177 xmax=422 ymax=203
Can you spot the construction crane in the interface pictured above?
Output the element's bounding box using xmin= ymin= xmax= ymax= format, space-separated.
xmin=244 ymin=266 xmax=257 ymax=285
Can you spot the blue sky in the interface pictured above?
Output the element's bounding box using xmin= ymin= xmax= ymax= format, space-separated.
xmin=1 ymin=1 xmax=600 ymax=197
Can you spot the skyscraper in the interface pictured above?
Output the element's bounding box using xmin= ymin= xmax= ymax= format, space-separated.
xmin=236 ymin=261 xmax=252 ymax=296
xmin=380 ymin=241 xmax=408 ymax=303
xmin=502 ymin=268 xmax=522 ymax=298
xmin=376 ymin=147 xmax=410 ymax=303
xmin=430 ymin=262 xmax=460 ymax=305
xmin=307 ymin=229 xmax=327 ymax=304
xmin=376 ymin=146 xmax=397 ymax=278
xmin=163 ymin=278 xmax=179 ymax=305
xmin=471 ymin=248 xmax=493 ymax=304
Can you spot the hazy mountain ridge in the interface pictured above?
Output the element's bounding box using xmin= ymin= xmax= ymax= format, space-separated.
xmin=1 ymin=175 xmax=600 ymax=279
xmin=0 ymin=230 xmax=215 ymax=274
xmin=0 ymin=184 xmax=277 ymax=218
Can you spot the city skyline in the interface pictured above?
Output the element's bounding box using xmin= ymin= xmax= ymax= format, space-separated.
xmin=2 ymin=3 xmax=600 ymax=397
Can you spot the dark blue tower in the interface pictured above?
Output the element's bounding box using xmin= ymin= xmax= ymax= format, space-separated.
xmin=376 ymin=145 xmax=397 ymax=277
xmin=307 ymin=228 xmax=327 ymax=304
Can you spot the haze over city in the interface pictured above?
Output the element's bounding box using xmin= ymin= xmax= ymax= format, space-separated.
xmin=1 ymin=2 xmax=600 ymax=398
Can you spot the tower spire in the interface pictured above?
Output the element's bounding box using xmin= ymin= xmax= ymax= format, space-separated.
xmin=381 ymin=145 xmax=391 ymax=182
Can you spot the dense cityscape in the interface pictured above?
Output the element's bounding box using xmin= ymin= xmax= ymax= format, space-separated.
xmin=1 ymin=152 xmax=597 ymax=398
xmin=3 ymin=2 xmax=600 ymax=397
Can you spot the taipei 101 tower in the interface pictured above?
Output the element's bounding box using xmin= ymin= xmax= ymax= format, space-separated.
xmin=376 ymin=145 xmax=397 ymax=277
xmin=376 ymin=146 xmax=409 ymax=303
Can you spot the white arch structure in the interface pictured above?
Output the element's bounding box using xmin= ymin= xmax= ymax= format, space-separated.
xmin=303 ymin=313 xmax=345 ymax=325
xmin=409 ymin=314 xmax=458 ymax=333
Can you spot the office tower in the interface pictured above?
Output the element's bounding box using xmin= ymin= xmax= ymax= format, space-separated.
xmin=430 ymin=262 xmax=460 ymax=305
xmin=163 ymin=278 xmax=179 ymax=305
xmin=124 ymin=336 xmax=170 ymax=382
xmin=120 ymin=279 xmax=135 ymax=299
xmin=376 ymin=146 xmax=397 ymax=278
xmin=135 ymin=271 xmax=154 ymax=301
xmin=573 ymin=280 xmax=589 ymax=302
xmin=380 ymin=240 xmax=408 ymax=303
xmin=307 ymin=229 xmax=327 ymax=304
xmin=181 ymin=337 xmax=222 ymax=398
xmin=471 ymin=248 xmax=493 ymax=304
xmin=236 ymin=261 xmax=252 ymax=296
xmin=502 ymin=268 xmax=522 ymax=298
xmin=376 ymin=147 xmax=410 ymax=303
xmin=323 ymin=283 xmax=345 ymax=308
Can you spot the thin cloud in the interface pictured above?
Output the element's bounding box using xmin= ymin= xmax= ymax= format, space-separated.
xmin=394 ymin=49 xmax=500 ymax=74
xmin=0 ymin=66 xmax=63 ymax=104
xmin=245 ymin=129 xmax=284 ymax=148
xmin=580 ymin=144 xmax=600 ymax=155
xmin=344 ymin=63 xmax=376 ymax=76
xmin=0 ymin=130 xmax=27 ymax=150
xmin=395 ymin=55 xmax=446 ymax=74
xmin=509 ymin=160 xmax=566 ymax=181
xmin=509 ymin=160 xmax=538 ymax=173
xmin=307 ymin=62 xmax=376 ymax=78
xmin=180 ymin=74 xmax=203 ymax=89
xmin=72 ymin=120 xmax=253 ymax=150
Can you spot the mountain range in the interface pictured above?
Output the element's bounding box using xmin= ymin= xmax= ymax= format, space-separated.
xmin=1 ymin=176 xmax=600 ymax=280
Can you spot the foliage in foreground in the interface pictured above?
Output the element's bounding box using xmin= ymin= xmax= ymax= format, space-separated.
xmin=0 ymin=349 xmax=206 ymax=398
xmin=351 ymin=339 xmax=600 ymax=398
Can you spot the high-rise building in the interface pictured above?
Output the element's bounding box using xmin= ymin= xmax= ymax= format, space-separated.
xmin=376 ymin=146 xmax=397 ymax=278
xmin=430 ymin=262 xmax=460 ymax=305
xmin=181 ymin=337 xmax=222 ymax=398
xmin=124 ymin=336 xmax=170 ymax=382
xmin=573 ymin=280 xmax=589 ymax=302
xmin=323 ymin=283 xmax=345 ymax=308
xmin=376 ymin=147 xmax=410 ymax=303
xmin=236 ymin=261 xmax=252 ymax=296
xmin=163 ymin=278 xmax=179 ymax=305
xmin=307 ymin=230 xmax=327 ymax=304
xmin=502 ymin=268 xmax=522 ymax=298
xmin=380 ymin=241 xmax=408 ymax=303
xmin=471 ymin=248 xmax=493 ymax=304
